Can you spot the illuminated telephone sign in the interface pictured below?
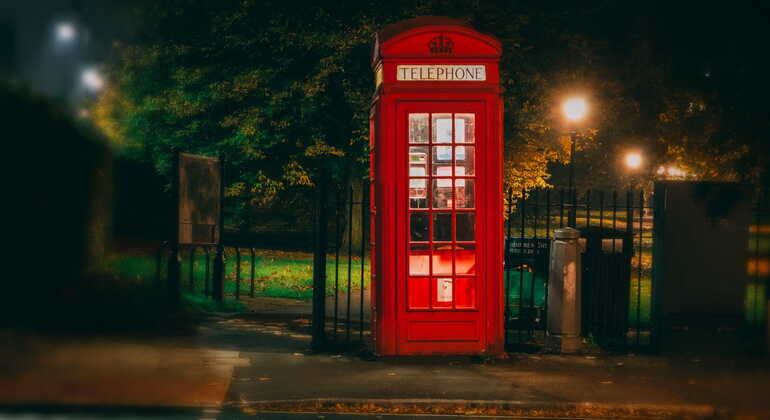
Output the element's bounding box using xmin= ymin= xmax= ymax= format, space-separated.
xmin=369 ymin=17 xmax=504 ymax=355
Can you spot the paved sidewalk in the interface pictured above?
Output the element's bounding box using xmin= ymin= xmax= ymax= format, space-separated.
xmin=2 ymin=310 xmax=770 ymax=419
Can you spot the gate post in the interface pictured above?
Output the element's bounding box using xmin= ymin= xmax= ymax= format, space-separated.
xmin=547 ymin=227 xmax=583 ymax=353
xmin=311 ymin=171 xmax=329 ymax=350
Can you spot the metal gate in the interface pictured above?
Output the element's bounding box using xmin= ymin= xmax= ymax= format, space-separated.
xmin=504 ymin=188 xmax=653 ymax=352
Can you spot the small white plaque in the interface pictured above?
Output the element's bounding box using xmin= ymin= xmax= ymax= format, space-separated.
xmin=437 ymin=278 xmax=453 ymax=302
xmin=397 ymin=65 xmax=486 ymax=81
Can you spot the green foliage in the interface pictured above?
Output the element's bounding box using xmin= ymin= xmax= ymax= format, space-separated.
xmin=95 ymin=0 xmax=769 ymax=220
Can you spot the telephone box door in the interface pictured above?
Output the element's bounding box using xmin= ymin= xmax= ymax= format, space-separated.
xmin=398 ymin=101 xmax=487 ymax=354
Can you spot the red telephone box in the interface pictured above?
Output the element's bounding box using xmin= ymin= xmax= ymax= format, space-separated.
xmin=369 ymin=17 xmax=504 ymax=355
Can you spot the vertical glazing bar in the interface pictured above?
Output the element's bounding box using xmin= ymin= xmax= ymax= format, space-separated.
xmin=346 ymin=186 xmax=353 ymax=343
xmin=334 ymin=186 xmax=341 ymax=340
xmin=504 ymin=188 xmax=513 ymax=347
xmin=250 ymin=248 xmax=256 ymax=298
xmin=235 ymin=246 xmax=241 ymax=300
xmin=360 ymin=183 xmax=367 ymax=343
xmin=637 ymin=190 xmax=644 ymax=347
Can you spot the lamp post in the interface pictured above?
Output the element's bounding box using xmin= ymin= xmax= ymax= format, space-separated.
xmin=562 ymin=97 xmax=587 ymax=227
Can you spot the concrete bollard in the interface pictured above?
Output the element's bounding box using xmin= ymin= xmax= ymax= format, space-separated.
xmin=547 ymin=227 xmax=583 ymax=353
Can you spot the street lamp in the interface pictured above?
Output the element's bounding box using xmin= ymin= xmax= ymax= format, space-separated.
xmin=625 ymin=152 xmax=643 ymax=170
xmin=81 ymin=67 xmax=105 ymax=92
xmin=562 ymin=96 xmax=588 ymax=227
xmin=55 ymin=21 xmax=77 ymax=44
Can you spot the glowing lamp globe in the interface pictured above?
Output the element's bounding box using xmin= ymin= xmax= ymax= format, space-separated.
xmin=81 ymin=68 xmax=105 ymax=92
xmin=625 ymin=152 xmax=642 ymax=169
xmin=55 ymin=22 xmax=76 ymax=43
xmin=563 ymin=97 xmax=588 ymax=122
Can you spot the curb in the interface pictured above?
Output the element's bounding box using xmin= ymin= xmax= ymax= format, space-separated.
xmin=229 ymin=398 xmax=722 ymax=419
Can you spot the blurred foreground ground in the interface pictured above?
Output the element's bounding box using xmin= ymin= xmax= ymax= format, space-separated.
xmin=1 ymin=297 xmax=769 ymax=420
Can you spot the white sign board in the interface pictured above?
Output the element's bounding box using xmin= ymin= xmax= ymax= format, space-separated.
xmin=437 ymin=278 xmax=453 ymax=302
xmin=397 ymin=65 xmax=486 ymax=81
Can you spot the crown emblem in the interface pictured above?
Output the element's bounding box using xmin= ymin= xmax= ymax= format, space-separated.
xmin=428 ymin=34 xmax=454 ymax=54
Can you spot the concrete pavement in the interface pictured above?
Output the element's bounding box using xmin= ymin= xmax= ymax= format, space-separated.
xmin=2 ymin=304 xmax=770 ymax=419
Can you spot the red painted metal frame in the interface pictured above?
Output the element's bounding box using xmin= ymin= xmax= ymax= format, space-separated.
xmin=370 ymin=18 xmax=503 ymax=355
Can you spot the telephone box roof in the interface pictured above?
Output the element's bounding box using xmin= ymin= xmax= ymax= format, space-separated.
xmin=373 ymin=16 xmax=502 ymax=67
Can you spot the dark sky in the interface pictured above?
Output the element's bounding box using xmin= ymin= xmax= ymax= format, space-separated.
xmin=0 ymin=0 xmax=134 ymax=102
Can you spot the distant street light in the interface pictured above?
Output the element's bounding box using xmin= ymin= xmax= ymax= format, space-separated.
xmin=625 ymin=152 xmax=643 ymax=170
xmin=55 ymin=21 xmax=77 ymax=43
xmin=563 ymin=96 xmax=588 ymax=227
xmin=81 ymin=67 xmax=105 ymax=92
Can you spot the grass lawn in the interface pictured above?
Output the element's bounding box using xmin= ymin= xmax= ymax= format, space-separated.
xmin=110 ymin=222 xmax=768 ymax=327
xmin=107 ymin=248 xmax=370 ymax=301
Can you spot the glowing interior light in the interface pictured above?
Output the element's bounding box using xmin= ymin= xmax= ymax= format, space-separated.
xmin=56 ymin=22 xmax=76 ymax=42
xmin=625 ymin=152 xmax=642 ymax=169
xmin=563 ymin=97 xmax=588 ymax=121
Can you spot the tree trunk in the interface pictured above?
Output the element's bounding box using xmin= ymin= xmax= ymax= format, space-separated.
xmin=338 ymin=180 xmax=365 ymax=255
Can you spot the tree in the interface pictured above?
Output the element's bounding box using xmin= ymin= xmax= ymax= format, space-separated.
xmin=95 ymin=0 xmax=769 ymax=232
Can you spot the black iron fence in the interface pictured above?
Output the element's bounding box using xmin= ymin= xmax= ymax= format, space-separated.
xmin=504 ymin=188 xmax=654 ymax=352
xmin=325 ymin=183 xmax=370 ymax=349
xmin=148 ymin=182 xmax=768 ymax=355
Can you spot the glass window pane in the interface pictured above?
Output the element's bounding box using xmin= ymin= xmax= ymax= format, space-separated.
xmin=456 ymin=213 xmax=475 ymax=241
xmin=409 ymin=146 xmax=428 ymax=176
xmin=454 ymin=146 xmax=474 ymax=176
xmin=409 ymin=244 xmax=429 ymax=275
xmin=432 ymin=179 xmax=453 ymax=209
xmin=432 ymin=113 xmax=452 ymax=143
xmin=454 ymin=277 xmax=475 ymax=309
xmin=455 ymin=243 xmax=476 ymax=275
xmin=432 ymin=213 xmax=452 ymax=242
xmin=432 ymin=146 xmax=452 ymax=175
xmin=409 ymin=113 xmax=428 ymax=143
xmin=432 ymin=244 xmax=453 ymax=275
xmin=410 ymin=179 xmax=428 ymax=209
xmin=408 ymin=277 xmax=430 ymax=309
xmin=410 ymin=213 xmax=429 ymax=242
xmin=434 ymin=277 xmax=453 ymax=307
xmin=455 ymin=113 xmax=474 ymax=143
xmin=455 ymin=179 xmax=475 ymax=208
